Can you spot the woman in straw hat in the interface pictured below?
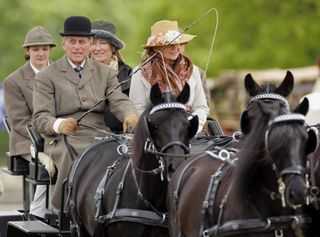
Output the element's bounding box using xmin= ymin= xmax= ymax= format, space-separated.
xmin=3 ymin=26 xmax=56 ymax=219
xmin=90 ymin=20 xmax=132 ymax=133
xmin=129 ymin=20 xmax=209 ymax=132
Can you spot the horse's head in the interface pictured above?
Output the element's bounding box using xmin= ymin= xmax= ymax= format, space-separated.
xmin=265 ymin=98 xmax=318 ymax=208
xmin=244 ymin=70 xmax=294 ymax=97
xmin=240 ymin=71 xmax=294 ymax=134
xmin=133 ymin=83 xmax=198 ymax=180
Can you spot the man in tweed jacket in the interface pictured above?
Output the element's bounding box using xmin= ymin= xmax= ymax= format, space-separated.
xmin=32 ymin=16 xmax=138 ymax=210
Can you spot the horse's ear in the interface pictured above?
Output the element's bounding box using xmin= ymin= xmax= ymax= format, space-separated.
xmin=244 ymin=73 xmax=262 ymax=96
xmin=274 ymin=71 xmax=294 ymax=97
xmin=307 ymin=127 xmax=319 ymax=154
xmin=293 ymin=97 xmax=309 ymax=116
xmin=188 ymin=115 xmax=198 ymax=139
xmin=150 ymin=83 xmax=162 ymax=105
xmin=177 ymin=83 xmax=190 ymax=104
xmin=240 ymin=110 xmax=250 ymax=134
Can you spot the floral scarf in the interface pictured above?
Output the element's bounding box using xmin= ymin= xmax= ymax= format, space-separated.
xmin=109 ymin=54 xmax=119 ymax=75
xmin=141 ymin=54 xmax=193 ymax=95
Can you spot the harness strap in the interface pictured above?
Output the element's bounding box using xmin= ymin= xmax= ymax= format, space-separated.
xmin=108 ymin=159 xmax=132 ymax=219
xmin=202 ymin=215 xmax=310 ymax=237
xmin=201 ymin=158 xmax=235 ymax=231
xmin=94 ymin=157 xmax=124 ymax=220
xmin=130 ymin=160 xmax=166 ymax=218
xmin=98 ymin=208 xmax=168 ymax=228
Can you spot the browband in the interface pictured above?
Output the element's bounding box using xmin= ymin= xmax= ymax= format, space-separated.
xmin=249 ymin=93 xmax=289 ymax=107
xmin=149 ymin=103 xmax=186 ymax=115
xmin=269 ymin=113 xmax=305 ymax=126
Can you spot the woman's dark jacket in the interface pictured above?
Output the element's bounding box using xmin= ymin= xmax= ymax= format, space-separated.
xmin=104 ymin=61 xmax=132 ymax=133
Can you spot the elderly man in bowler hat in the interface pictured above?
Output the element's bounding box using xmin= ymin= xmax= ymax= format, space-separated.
xmin=32 ymin=16 xmax=138 ymax=211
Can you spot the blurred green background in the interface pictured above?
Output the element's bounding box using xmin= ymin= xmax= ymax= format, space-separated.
xmin=1 ymin=0 xmax=320 ymax=163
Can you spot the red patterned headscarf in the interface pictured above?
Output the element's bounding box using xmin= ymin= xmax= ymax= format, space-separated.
xmin=141 ymin=54 xmax=193 ymax=95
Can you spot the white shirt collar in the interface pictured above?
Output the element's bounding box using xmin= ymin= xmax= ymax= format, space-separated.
xmin=30 ymin=61 xmax=50 ymax=74
xmin=67 ymin=57 xmax=86 ymax=69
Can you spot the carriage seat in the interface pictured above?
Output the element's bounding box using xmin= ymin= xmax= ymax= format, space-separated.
xmin=206 ymin=117 xmax=225 ymax=137
xmin=26 ymin=125 xmax=56 ymax=184
xmin=1 ymin=115 xmax=29 ymax=175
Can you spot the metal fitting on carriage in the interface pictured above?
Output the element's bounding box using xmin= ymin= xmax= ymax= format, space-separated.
xmin=117 ymin=144 xmax=129 ymax=155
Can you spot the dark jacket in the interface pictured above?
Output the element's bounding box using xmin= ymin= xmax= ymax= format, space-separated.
xmin=104 ymin=60 xmax=132 ymax=133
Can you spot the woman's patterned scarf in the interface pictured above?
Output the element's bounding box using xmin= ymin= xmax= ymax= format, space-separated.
xmin=109 ymin=54 xmax=119 ymax=74
xmin=141 ymin=54 xmax=193 ymax=95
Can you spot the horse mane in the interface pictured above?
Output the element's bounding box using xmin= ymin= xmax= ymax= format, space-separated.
xmin=233 ymin=109 xmax=272 ymax=198
xmin=131 ymin=103 xmax=153 ymax=166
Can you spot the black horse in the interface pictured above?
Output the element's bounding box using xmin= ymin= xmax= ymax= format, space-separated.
xmin=67 ymin=83 xmax=198 ymax=237
xmin=302 ymin=122 xmax=320 ymax=237
xmin=168 ymin=97 xmax=317 ymax=237
xmin=239 ymin=70 xmax=294 ymax=136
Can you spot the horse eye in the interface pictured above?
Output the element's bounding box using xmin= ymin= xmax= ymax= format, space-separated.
xmin=151 ymin=123 xmax=159 ymax=129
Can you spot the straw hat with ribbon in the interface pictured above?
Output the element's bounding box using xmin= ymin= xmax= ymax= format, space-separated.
xmin=142 ymin=20 xmax=196 ymax=48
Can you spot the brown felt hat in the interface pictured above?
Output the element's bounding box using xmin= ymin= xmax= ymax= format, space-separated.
xmin=22 ymin=26 xmax=56 ymax=48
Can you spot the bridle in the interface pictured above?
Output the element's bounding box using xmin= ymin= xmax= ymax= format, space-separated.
xmin=265 ymin=113 xmax=307 ymax=208
xmin=133 ymin=102 xmax=193 ymax=180
xmin=249 ymin=93 xmax=290 ymax=108
xmin=144 ymin=102 xmax=192 ymax=157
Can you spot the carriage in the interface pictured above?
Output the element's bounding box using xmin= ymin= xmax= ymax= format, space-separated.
xmin=1 ymin=72 xmax=320 ymax=237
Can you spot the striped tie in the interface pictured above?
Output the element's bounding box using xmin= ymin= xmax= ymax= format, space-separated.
xmin=74 ymin=67 xmax=82 ymax=78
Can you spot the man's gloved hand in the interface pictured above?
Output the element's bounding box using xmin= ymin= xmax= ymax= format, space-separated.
xmin=59 ymin=117 xmax=79 ymax=135
xmin=123 ymin=114 xmax=138 ymax=134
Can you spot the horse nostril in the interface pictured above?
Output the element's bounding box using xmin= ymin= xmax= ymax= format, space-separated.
xmin=168 ymin=164 xmax=175 ymax=174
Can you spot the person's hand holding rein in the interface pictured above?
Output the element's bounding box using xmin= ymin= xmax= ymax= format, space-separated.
xmin=59 ymin=117 xmax=79 ymax=135
xmin=123 ymin=114 xmax=138 ymax=133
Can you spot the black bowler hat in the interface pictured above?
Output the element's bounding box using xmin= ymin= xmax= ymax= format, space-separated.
xmin=60 ymin=16 xmax=95 ymax=37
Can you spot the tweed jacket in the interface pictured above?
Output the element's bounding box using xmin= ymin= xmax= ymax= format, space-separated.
xmin=4 ymin=61 xmax=34 ymax=156
xmin=129 ymin=64 xmax=209 ymax=132
xmin=32 ymin=55 xmax=136 ymax=209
